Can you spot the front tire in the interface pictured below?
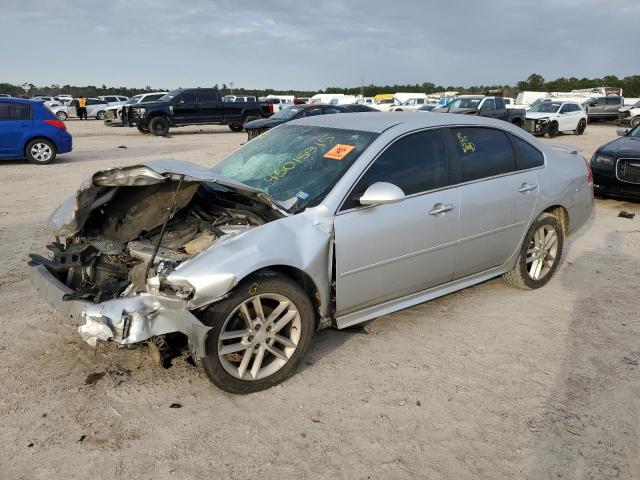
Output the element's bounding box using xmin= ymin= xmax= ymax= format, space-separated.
xmin=137 ymin=124 xmax=150 ymax=134
xmin=96 ymin=110 xmax=106 ymax=120
xmin=545 ymin=122 xmax=558 ymax=138
xmin=200 ymin=270 xmax=315 ymax=394
xmin=631 ymin=117 xmax=640 ymax=128
xmin=149 ymin=116 xmax=170 ymax=136
xmin=26 ymin=138 xmax=57 ymax=165
xmin=503 ymin=212 xmax=564 ymax=290
xmin=574 ymin=119 xmax=586 ymax=135
xmin=228 ymin=122 xmax=244 ymax=132
xmin=56 ymin=111 xmax=68 ymax=121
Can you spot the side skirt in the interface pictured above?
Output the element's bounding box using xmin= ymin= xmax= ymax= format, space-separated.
xmin=335 ymin=264 xmax=510 ymax=329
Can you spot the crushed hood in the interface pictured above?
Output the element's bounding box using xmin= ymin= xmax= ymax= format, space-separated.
xmin=525 ymin=112 xmax=556 ymax=120
xmin=49 ymin=159 xmax=286 ymax=238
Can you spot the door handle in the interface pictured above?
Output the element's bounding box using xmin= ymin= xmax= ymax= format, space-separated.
xmin=517 ymin=183 xmax=537 ymax=193
xmin=429 ymin=203 xmax=455 ymax=215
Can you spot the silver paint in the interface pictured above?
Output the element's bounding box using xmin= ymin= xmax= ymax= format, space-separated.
xmin=31 ymin=112 xmax=593 ymax=359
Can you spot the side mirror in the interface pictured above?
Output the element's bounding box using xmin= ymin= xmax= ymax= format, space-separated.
xmin=589 ymin=102 xmax=596 ymax=107
xmin=359 ymin=182 xmax=405 ymax=206
xmin=617 ymin=128 xmax=628 ymax=137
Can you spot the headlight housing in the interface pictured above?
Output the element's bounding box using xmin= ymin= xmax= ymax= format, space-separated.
xmin=132 ymin=107 xmax=146 ymax=116
xmin=592 ymin=154 xmax=614 ymax=165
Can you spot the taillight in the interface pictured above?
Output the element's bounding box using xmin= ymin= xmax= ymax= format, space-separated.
xmin=43 ymin=119 xmax=66 ymax=129
xmin=584 ymin=156 xmax=593 ymax=184
xmin=268 ymin=103 xmax=274 ymax=114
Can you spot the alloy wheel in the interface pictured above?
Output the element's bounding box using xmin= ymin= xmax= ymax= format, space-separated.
xmin=526 ymin=225 xmax=558 ymax=280
xmin=217 ymin=293 xmax=302 ymax=381
xmin=30 ymin=143 xmax=52 ymax=163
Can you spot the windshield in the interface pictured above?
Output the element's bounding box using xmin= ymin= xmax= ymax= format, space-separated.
xmin=628 ymin=124 xmax=640 ymax=137
xmin=529 ymin=102 xmax=561 ymax=113
xmin=159 ymin=90 xmax=181 ymax=102
xmin=212 ymin=125 xmax=378 ymax=212
xmin=634 ymin=100 xmax=640 ymax=108
xmin=270 ymin=106 xmax=305 ymax=120
xmin=128 ymin=95 xmax=143 ymax=104
xmin=446 ymin=98 xmax=482 ymax=109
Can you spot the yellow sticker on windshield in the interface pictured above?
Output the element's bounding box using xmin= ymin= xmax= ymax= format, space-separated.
xmin=324 ymin=144 xmax=355 ymax=160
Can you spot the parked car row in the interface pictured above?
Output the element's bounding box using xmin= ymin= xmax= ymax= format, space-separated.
xmin=245 ymin=103 xmax=378 ymax=140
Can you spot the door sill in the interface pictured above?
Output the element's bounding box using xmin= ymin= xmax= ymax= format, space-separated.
xmin=335 ymin=264 xmax=508 ymax=329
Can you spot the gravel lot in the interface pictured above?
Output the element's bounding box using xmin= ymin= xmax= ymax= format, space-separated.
xmin=1 ymin=120 xmax=638 ymax=480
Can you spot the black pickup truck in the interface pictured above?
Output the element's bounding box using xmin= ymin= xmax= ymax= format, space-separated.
xmin=125 ymin=88 xmax=263 ymax=136
xmin=434 ymin=96 xmax=526 ymax=127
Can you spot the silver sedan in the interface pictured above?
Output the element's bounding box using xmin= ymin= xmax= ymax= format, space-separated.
xmin=29 ymin=113 xmax=593 ymax=393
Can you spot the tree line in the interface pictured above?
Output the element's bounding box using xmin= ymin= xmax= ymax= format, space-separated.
xmin=2 ymin=74 xmax=639 ymax=99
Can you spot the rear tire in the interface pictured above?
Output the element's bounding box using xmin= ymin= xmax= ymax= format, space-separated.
xmin=137 ymin=124 xmax=150 ymax=134
xmin=503 ymin=212 xmax=564 ymax=290
xmin=149 ymin=116 xmax=170 ymax=136
xmin=574 ymin=119 xmax=586 ymax=135
xmin=199 ymin=270 xmax=315 ymax=394
xmin=229 ymin=122 xmax=244 ymax=132
xmin=25 ymin=138 xmax=57 ymax=165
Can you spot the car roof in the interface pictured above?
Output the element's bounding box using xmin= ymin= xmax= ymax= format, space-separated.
xmin=0 ymin=97 xmax=41 ymax=105
xmin=291 ymin=111 xmax=527 ymax=134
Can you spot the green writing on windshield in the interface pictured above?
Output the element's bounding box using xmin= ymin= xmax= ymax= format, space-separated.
xmin=264 ymin=134 xmax=336 ymax=183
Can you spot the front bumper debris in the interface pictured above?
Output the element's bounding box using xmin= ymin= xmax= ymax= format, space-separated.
xmin=28 ymin=263 xmax=211 ymax=360
xmin=523 ymin=118 xmax=550 ymax=135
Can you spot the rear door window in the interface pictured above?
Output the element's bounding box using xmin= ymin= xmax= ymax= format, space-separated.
xmin=197 ymin=92 xmax=218 ymax=103
xmin=449 ymin=127 xmax=517 ymax=182
xmin=0 ymin=102 xmax=31 ymax=120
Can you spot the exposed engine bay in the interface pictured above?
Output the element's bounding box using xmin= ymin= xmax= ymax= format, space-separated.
xmin=32 ymin=181 xmax=281 ymax=304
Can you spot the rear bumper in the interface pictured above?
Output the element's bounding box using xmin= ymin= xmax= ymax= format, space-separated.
xmin=55 ymin=133 xmax=73 ymax=154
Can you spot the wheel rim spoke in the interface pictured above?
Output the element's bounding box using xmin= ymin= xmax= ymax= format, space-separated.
xmin=237 ymin=348 xmax=253 ymax=379
xmin=219 ymin=329 xmax=251 ymax=341
xmin=220 ymin=341 xmax=249 ymax=356
xmin=274 ymin=334 xmax=296 ymax=349
xmin=266 ymin=300 xmax=290 ymax=323
xmin=273 ymin=310 xmax=297 ymax=333
xmin=266 ymin=345 xmax=288 ymax=362
xmin=252 ymin=296 xmax=266 ymax=322
xmin=250 ymin=347 xmax=265 ymax=379
xmin=239 ymin=303 xmax=252 ymax=328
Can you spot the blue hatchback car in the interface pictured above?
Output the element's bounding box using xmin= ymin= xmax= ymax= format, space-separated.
xmin=0 ymin=98 xmax=72 ymax=164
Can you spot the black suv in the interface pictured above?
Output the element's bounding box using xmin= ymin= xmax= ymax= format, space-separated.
xmin=126 ymin=88 xmax=262 ymax=136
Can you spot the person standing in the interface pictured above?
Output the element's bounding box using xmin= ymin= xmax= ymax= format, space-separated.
xmin=77 ymin=96 xmax=87 ymax=120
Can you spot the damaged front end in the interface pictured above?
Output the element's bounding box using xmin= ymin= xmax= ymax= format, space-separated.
xmin=29 ymin=160 xmax=286 ymax=363
xmin=523 ymin=117 xmax=551 ymax=136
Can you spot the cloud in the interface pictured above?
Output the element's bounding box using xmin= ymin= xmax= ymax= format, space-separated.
xmin=0 ymin=0 xmax=636 ymax=90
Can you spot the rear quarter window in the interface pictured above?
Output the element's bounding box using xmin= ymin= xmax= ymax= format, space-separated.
xmin=511 ymin=135 xmax=544 ymax=169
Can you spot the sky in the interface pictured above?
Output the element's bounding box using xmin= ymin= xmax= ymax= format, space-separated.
xmin=1 ymin=0 xmax=638 ymax=91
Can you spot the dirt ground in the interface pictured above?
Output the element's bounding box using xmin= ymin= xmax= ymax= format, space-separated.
xmin=1 ymin=120 xmax=638 ymax=480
